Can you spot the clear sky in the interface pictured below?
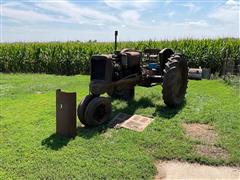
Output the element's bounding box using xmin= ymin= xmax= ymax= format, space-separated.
xmin=1 ymin=0 xmax=239 ymax=42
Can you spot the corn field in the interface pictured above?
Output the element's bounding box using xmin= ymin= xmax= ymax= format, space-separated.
xmin=0 ymin=38 xmax=239 ymax=75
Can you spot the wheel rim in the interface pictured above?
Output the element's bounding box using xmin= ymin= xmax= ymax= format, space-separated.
xmin=93 ymin=104 xmax=106 ymax=122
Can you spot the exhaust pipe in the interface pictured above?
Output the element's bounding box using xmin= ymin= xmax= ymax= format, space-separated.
xmin=115 ymin=30 xmax=118 ymax=52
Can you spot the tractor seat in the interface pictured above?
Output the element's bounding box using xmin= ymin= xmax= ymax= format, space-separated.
xmin=149 ymin=54 xmax=158 ymax=58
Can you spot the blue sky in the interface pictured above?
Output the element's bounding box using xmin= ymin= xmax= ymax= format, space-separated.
xmin=1 ymin=0 xmax=239 ymax=42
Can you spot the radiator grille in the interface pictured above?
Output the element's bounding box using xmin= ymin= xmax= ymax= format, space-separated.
xmin=91 ymin=58 xmax=106 ymax=80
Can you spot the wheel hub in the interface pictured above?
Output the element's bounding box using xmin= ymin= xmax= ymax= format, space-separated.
xmin=93 ymin=104 xmax=106 ymax=122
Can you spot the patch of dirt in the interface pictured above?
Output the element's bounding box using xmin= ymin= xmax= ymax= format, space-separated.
xmin=196 ymin=144 xmax=229 ymax=159
xmin=183 ymin=123 xmax=217 ymax=144
xmin=155 ymin=160 xmax=240 ymax=180
xmin=182 ymin=123 xmax=230 ymax=159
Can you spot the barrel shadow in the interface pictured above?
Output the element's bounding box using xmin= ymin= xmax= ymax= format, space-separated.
xmin=41 ymin=133 xmax=73 ymax=150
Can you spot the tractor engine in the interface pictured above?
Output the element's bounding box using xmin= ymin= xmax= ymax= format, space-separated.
xmin=90 ymin=50 xmax=141 ymax=83
xmin=112 ymin=50 xmax=141 ymax=81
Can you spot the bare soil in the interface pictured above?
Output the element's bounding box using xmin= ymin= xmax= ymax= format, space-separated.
xmin=182 ymin=123 xmax=229 ymax=159
xmin=196 ymin=144 xmax=229 ymax=159
xmin=182 ymin=123 xmax=217 ymax=144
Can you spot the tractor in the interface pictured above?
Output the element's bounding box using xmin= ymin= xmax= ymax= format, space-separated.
xmin=77 ymin=31 xmax=188 ymax=127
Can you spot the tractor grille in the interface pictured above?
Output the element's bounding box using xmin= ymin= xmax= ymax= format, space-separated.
xmin=91 ymin=58 xmax=106 ymax=80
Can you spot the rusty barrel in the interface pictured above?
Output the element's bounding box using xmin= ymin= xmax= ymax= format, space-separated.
xmin=56 ymin=89 xmax=76 ymax=137
xmin=188 ymin=68 xmax=202 ymax=80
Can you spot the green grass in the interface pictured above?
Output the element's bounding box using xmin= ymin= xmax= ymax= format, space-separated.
xmin=223 ymin=75 xmax=240 ymax=89
xmin=1 ymin=73 xmax=240 ymax=179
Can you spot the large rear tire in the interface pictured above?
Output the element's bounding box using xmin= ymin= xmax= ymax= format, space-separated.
xmin=159 ymin=48 xmax=174 ymax=75
xmin=162 ymin=54 xmax=188 ymax=107
xmin=84 ymin=97 xmax=112 ymax=127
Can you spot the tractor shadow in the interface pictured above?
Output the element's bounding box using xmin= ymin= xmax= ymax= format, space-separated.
xmin=42 ymin=96 xmax=186 ymax=146
xmin=76 ymin=96 xmax=185 ymax=139
xmin=111 ymin=96 xmax=186 ymax=119
xmin=153 ymin=101 xmax=186 ymax=119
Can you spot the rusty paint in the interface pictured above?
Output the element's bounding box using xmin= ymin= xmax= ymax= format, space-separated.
xmin=56 ymin=89 xmax=76 ymax=137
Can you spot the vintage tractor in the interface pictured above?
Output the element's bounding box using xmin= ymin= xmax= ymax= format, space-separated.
xmin=78 ymin=31 xmax=188 ymax=127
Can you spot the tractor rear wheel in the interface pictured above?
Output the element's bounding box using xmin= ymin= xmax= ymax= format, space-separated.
xmin=108 ymin=87 xmax=135 ymax=101
xmin=159 ymin=48 xmax=174 ymax=75
xmin=84 ymin=97 xmax=112 ymax=127
xmin=162 ymin=54 xmax=188 ymax=107
xmin=77 ymin=95 xmax=95 ymax=125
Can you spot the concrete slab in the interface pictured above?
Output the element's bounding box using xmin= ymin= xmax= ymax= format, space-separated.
xmin=155 ymin=161 xmax=240 ymax=180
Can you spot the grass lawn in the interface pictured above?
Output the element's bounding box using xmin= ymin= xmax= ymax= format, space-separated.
xmin=1 ymin=73 xmax=240 ymax=179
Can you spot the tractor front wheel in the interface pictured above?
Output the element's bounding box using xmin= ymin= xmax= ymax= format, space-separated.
xmin=162 ymin=54 xmax=188 ymax=107
xmin=83 ymin=97 xmax=112 ymax=127
xmin=77 ymin=95 xmax=95 ymax=125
